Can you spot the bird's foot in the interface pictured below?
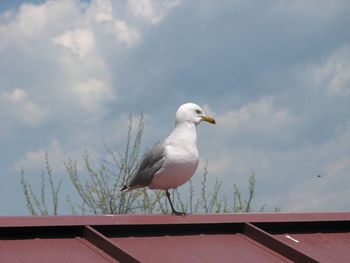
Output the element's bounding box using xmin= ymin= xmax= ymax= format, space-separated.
xmin=171 ymin=210 xmax=186 ymax=216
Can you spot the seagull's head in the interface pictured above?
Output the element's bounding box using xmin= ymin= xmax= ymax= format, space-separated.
xmin=175 ymin=103 xmax=216 ymax=126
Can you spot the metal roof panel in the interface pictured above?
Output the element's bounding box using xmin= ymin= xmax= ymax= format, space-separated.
xmin=274 ymin=231 xmax=350 ymax=263
xmin=109 ymin=233 xmax=292 ymax=262
xmin=0 ymin=213 xmax=349 ymax=262
xmin=0 ymin=238 xmax=118 ymax=263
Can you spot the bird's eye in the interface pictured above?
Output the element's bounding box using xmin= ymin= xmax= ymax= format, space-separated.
xmin=195 ymin=109 xmax=201 ymax=114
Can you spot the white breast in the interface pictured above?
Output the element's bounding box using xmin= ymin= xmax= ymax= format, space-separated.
xmin=148 ymin=121 xmax=200 ymax=190
xmin=148 ymin=143 xmax=199 ymax=190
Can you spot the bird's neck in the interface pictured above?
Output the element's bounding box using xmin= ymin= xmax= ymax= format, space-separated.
xmin=166 ymin=122 xmax=197 ymax=147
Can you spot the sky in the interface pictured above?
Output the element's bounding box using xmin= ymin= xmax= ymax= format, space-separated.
xmin=1 ymin=0 xmax=350 ymax=215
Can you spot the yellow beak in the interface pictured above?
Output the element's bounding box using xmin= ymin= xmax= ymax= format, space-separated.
xmin=201 ymin=115 xmax=216 ymax=124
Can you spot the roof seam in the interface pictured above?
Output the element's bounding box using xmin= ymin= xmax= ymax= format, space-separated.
xmin=238 ymin=232 xmax=292 ymax=262
xmin=243 ymin=223 xmax=318 ymax=263
xmin=77 ymin=236 xmax=118 ymax=263
xmin=84 ymin=225 xmax=140 ymax=263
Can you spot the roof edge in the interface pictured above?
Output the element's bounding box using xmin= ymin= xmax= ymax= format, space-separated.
xmin=0 ymin=212 xmax=350 ymax=227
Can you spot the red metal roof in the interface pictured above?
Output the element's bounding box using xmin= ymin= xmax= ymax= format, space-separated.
xmin=0 ymin=212 xmax=349 ymax=262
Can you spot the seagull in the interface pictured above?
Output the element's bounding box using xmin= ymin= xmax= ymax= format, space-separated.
xmin=120 ymin=102 xmax=216 ymax=215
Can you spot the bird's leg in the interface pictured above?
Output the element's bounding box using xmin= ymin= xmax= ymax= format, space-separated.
xmin=165 ymin=190 xmax=186 ymax=216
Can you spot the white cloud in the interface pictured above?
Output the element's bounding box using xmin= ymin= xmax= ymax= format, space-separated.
xmin=127 ymin=0 xmax=182 ymax=24
xmin=284 ymin=157 xmax=350 ymax=212
xmin=87 ymin=0 xmax=114 ymax=23
xmin=114 ymin=20 xmax=140 ymax=45
xmin=258 ymin=126 xmax=350 ymax=212
xmin=53 ymin=28 xmax=95 ymax=57
xmin=0 ymin=0 xmax=182 ymax=129
xmin=73 ymin=78 xmax=115 ymax=117
xmin=0 ymin=88 xmax=47 ymax=127
xmin=0 ymin=0 xmax=82 ymax=44
xmin=325 ymin=158 xmax=350 ymax=177
xmin=310 ymin=45 xmax=350 ymax=95
xmin=12 ymin=139 xmax=99 ymax=173
xmin=217 ymin=98 xmax=295 ymax=136
xmin=197 ymin=99 xmax=297 ymax=188
xmin=0 ymin=0 xmax=120 ymax=126
xmin=202 ymin=125 xmax=350 ymax=212
xmin=16 ymin=2 xmax=48 ymax=36
xmin=204 ymin=151 xmax=234 ymax=175
xmin=12 ymin=140 xmax=63 ymax=172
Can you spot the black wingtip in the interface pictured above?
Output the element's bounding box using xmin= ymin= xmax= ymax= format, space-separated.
xmin=120 ymin=185 xmax=128 ymax=192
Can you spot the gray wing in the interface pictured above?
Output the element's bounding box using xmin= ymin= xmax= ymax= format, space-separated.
xmin=127 ymin=143 xmax=165 ymax=188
